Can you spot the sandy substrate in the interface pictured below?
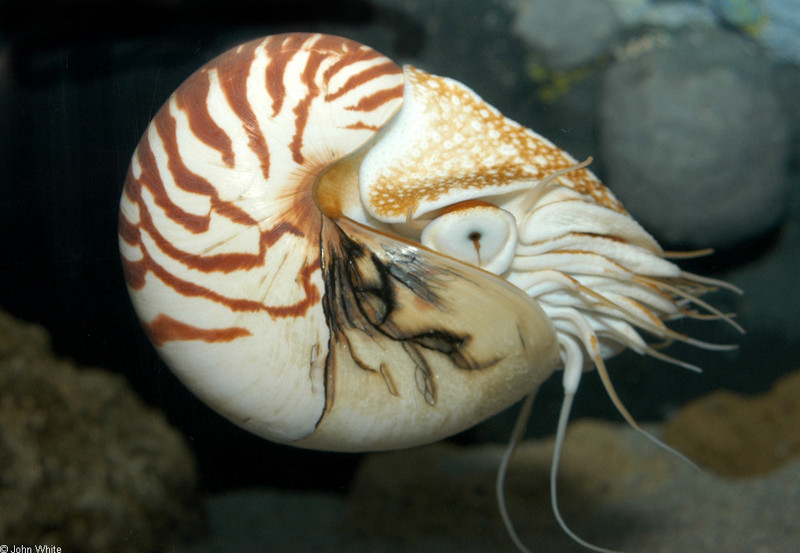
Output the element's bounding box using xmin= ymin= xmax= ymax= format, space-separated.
xmin=177 ymin=373 xmax=800 ymax=552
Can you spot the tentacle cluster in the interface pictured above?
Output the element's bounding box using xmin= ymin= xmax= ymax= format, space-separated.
xmin=508 ymin=170 xmax=742 ymax=393
xmin=402 ymin=158 xmax=742 ymax=553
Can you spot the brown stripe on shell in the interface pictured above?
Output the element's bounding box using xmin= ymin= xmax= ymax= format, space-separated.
xmin=133 ymin=132 xmax=210 ymax=233
xmin=321 ymin=37 xmax=385 ymax=83
xmin=285 ymin=35 xmax=403 ymax=165
xmin=122 ymin=166 xmax=308 ymax=274
xmin=121 ymin=135 xmax=323 ymax=321
xmin=153 ymin=109 xmax=253 ymax=224
xmin=216 ymin=40 xmax=271 ymax=180
xmin=325 ymin=61 xmax=402 ymax=103
xmin=174 ymin=69 xmax=235 ymax=167
xmin=147 ymin=313 xmax=252 ymax=347
xmin=289 ymin=44 xmax=327 ymax=165
xmin=345 ymin=121 xmax=386 ymax=132
xmin=120 ymin=206 xmax=322 ymax=320
xmin=154 ymin=107 xmax=258 ymax=228
xmin=264 ymin=34 xmax=309 ymax=117
xmin=121 ymin=151 xmax=323 ymax=321
xmin=346 ymin=84 xmax=405 ymax=113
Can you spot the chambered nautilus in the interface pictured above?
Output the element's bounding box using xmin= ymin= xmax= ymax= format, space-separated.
xmin=119 ymin=33 xmax=741 ymax=552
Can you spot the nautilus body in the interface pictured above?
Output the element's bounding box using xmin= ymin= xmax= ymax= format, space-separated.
xmin=119 ymin=33 xmax=738 ymax=550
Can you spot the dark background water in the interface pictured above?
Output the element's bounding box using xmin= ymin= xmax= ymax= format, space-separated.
xmin=1 ymin=0 xmax=798 ymax=497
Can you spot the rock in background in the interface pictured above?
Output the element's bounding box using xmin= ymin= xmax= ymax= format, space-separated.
xmin=663 ymin=368 xmax=800 ymax=477
xmin=510 ymin=0 xmax=798 ymax=250
xmin=512 ymin=0 xmax=622 ymax=71
xmin=601 ymin=28 xmax=791 ymax=249
xmin=0 ymin=309 xmax=204 ymax=552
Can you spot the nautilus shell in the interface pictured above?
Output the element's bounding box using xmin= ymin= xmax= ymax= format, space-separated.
xmin=119 ymin=33 xmax=737 ymax=457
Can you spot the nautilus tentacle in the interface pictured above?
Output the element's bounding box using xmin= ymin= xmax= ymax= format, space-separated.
xmin=120 ymin=32 xmax=740 ymax=552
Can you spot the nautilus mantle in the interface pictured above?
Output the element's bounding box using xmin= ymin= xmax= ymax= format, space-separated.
xmin=119 ymin=33 xmax=733 ymax=453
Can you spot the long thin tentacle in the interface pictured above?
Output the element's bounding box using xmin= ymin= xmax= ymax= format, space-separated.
xmin=496 ymin=391 xmax=538 ymax=553
xmin=550 ymin=336 xmax=622 ymax=553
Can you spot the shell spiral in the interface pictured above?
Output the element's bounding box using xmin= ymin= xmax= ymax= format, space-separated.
xmin=119 ymin=33 xmax=560 ymax=451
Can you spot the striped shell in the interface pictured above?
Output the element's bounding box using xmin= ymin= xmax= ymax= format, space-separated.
xmin=119 ymin=33 xmax=736 ymax=456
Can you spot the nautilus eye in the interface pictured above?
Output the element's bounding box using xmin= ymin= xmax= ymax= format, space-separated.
xmin=119 ymin=32 xmax=740 ymax=553
xmin=420 ymin=200 xmax=519 ymax=275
